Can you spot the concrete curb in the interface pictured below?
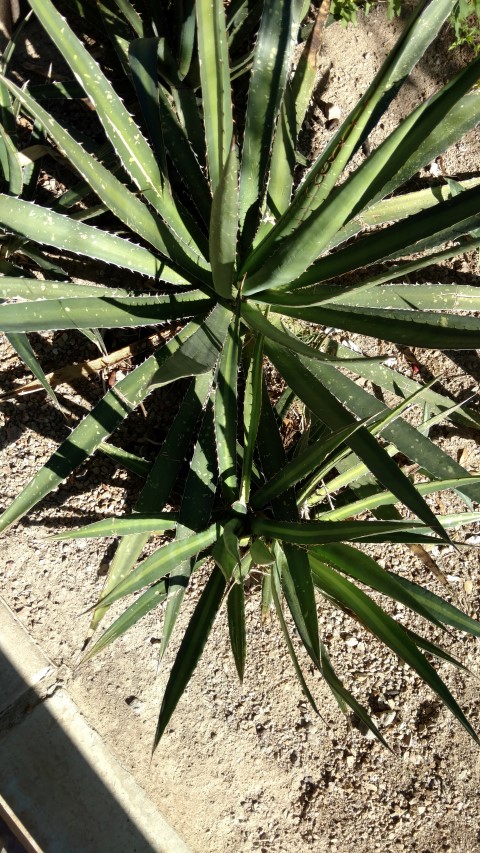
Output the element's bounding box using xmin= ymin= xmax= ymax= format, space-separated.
xmin=0 ymin=598 xmax=190 ymax=853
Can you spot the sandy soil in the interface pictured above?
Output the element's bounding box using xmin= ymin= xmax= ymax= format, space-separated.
xmin=1 ymin=6 xmax=480 ymax=852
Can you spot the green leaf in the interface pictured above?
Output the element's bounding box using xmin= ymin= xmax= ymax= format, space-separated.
xmin=240 ymin=333 xmax=264 ymax=505
xmin=255 ymin=383 xmax=321 ymax=669
xmin=285 ymin=184 xmax=480 ymax=291
xmin=28 ymin=0 xmax=210 ymax=264
xmin=0 ymin=124 xmax=22 ymax=195
xmin=291 ymin=355 xmax=480 ymax=506
xmin=309 ymin=545 xmax=445 ymax=630
xmin=48 ymin=512 xmax=178 ymax=540
xmin=239 ymin=0 xmax=303 ymax=249
xmin=98 ymin=442 xmax=151 ymax=479
xmin=210 ymin=140 xmax=239 ymax=298
xmin=227 ymin=582 xmax=246 ymax=682
xmin=389 ymin=573 xmax=480 ymax=638
xmin=251 ymin=516 xmax=432 ymax=545
xmin=176 ymin=0 xmax=196 ymax=79
xmin=129 ymin=38 xmax=168 ymax=180
xmin=320 ymin=477 xmax=480 ymax=521
xmin=265 ymin=342 xmax=450 ymax=541
xmin=215 ymin=311 xmax=240 ymax=504
xmin=271 ymin=301 xmax=480 ymax=350
xmin=196 ymin=0 xmax=233 ymax=191
xmin=310 ymin=560 xmax=479 ymax=743
xmin=243 ymin=55 xmax=480 ymax=292
xmin=250 ymin=538 xmax=275 ymax=566
xmin=0 ymin=195 xmax=187 ymax=283
xmin=5 ymin=331 xmax=59 ymax=407
xmin=0 ymin=307 xmax=230 ymax=533
xmin=278 ymin=542 xmax=321 ymax=666
xmin=1 ymin=74 xmax=211 ymax=280
xmin=241 ymin=0 xmax=458 ymax=277
xmin=271 ymin=548 xmax=321 ymax=717
xmin=251 ymin=414 xmax=380 ymax=511
xmin=0 ymin=292 xmax=214 ymax=333
xmin=159 ymin=395 xmax=220 ymax=661
xmin=90 ymin=373 xmax=213 ymax=635
xmin=267 ymin=0 xmax=329 ymax=218
xmin=97 ymin=523 xmax=222 ymax=610
xmin=82 ymin=581 xmax=168 ymax=663
xmin=154 ymin=564 xmax=226 ymax=749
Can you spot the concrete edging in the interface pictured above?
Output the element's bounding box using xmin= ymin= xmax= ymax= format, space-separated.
xmin=0 ymin=598 xmax=190 ymax=853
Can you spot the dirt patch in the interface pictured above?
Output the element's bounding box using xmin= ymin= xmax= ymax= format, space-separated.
xmin=1 ymin=7 xmax=480 ymax=852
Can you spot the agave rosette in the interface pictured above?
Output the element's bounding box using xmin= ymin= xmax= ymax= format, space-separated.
xmin=0 ymin=0 xmax=480 ymax=748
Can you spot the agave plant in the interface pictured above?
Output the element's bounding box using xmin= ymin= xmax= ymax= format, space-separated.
xmin=1 ymin=0 xmax=480 ymax=750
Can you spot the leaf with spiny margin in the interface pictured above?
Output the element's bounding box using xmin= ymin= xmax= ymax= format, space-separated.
xmin=387 ymin=574 xmax=480 ymax=638
xmin=268 ymin=370 xmax=441 ymax=507
xmin=309 ymin=545 xmax=445 ymax=631
xmin=255 ymin=382 xmax=321 ymax=667
xmin=240 ymin=332 xmax=264 ymax=505
xmin=96 ymin=523 xmax=222 ymax=610
xmin=82 ymin=581 xmax=168 ymax=665
xmin=0 ymin=306 xmax=230 ymax=534
xmin=215 ymin=311 xmax=239 ymax=504
xmin=327 ymin=281 xmax=480 ymax=312
xmin=0 ymin=124 xmax=22 ymax=195
xmin=0 ymin=195 xmax=187 ymax=284
xmin=156 ymin=76 xmax=211 ymax=224
xmin=239 ymin=0 xmax=304 ymax=250
xmin=312 ymin=95 xmax=480 ymax=257
xmin=265 ymin=342 xmax=450 ymax=542
xmin=129 ymin=38 xmax=168 ymax=181
xmin=89 ymin=373 xmax=213 ymax=635
xmin=196 ymin=0 xmax=233 ymax=192
xmin=5 ymin=332 xmax=59 ymax=407
xmin=95 ymin=0 xmax=136 ymax=78
xmin=330 ymin=173 xmax=480 ymax=259
xmin=251 ymin=517 xmax=435 ymax=545
xmin=267 ymin=0 xmax=329 ymax=218
xmin=227 ymin=582 xmax=246 ymax=683
xmin=112 ymin=0 xmax=144 ymax=36
xmin=291 ymin=354 xmax=480 ymax=506
xmin=159 ymin=395 xmax=220 ymax=662
xmin=241 ymin=303 xmax=383 ymax=366
xmin=27 ymin=0 xmax=206 ymax=263
xmin=284 ymin=184 xmax=480 ymax=291
xmin=319 ymin=477 xmax=480 ymax=522
xmin=243 ymin=53 xmax=480 ymax=292
xmin=154 ymin=565 xmax=226 ymax=750
xmin=272 ymin=301 xmax=480 ymax=350
xmin=210 ymin=140 xmax=239 ymax=298
xmin=98 ymin=442 xmax=151 ymax=479
xmin=0 ymin=292 xmax=214 ymax=333
xmin=0 ymin=279 xmax=131 ymax=300
xmin=310 ymin=560 xmax=479 ymax=744
xmin=241 ymin=0 xmax=458 ymax=276
xmin=48 ymin=513 xmax=178 ymax=540
xmin=271 ymin=544 xmax=320 ymax=716
xmin=1 ymin=75 xmax=211 ymax=280
xmin=251 ymin=413 xmax=384 ymax=511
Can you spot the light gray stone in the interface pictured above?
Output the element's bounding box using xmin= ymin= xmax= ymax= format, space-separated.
xmin=0 ymin=689 xmax=190 ymax=853
xmin=0 ymin=598 xmax=56 ymax=727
